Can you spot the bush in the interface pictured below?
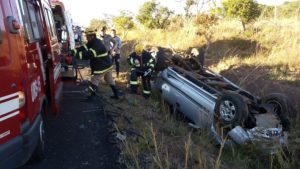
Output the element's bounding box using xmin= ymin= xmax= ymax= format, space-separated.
xmin=222 ymin=0 xmax=261 ymax=31
xmin=136 ymin=1 xmax=173 ymax=29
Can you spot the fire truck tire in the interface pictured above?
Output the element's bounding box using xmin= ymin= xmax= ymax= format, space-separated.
xmin=262 ymin=93 xmax=294 ymax=131
xmin=31 ymin=119 xmax=46 ymax=162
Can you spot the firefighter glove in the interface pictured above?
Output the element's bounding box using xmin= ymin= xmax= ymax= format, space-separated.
xmin=144 ymin=68 xmax=152 ymax=77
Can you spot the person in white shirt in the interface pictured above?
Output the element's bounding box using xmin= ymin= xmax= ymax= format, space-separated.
xmin=111 ymin=29 xmax=122 ymax=78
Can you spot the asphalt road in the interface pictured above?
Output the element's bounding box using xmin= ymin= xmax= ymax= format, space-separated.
xmin=21 ymin=81 xmax=124 ymax=169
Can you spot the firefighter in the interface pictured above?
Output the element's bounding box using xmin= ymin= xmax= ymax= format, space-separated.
xmin=127 ymin=44 xmax=155 ymax=99
xmin=72 ymin=28 xmax=119 ymax=99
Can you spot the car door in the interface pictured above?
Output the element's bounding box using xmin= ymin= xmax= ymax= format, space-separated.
xmin=40 ymin=1 xmax=62 ymax=114
xmin=17 ymin=0 xmax=44 ymax=122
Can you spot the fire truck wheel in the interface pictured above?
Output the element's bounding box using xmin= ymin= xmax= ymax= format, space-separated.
xmin=31 ymin=119 xmax=46 ymax=162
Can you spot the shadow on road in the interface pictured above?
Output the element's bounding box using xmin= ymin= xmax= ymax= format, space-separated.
xmin=21 ymin=80 xmax=124 ymax=169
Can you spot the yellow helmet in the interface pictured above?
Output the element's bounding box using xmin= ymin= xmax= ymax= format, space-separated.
xmin=134 ymin=44 xmax=144 ymax=55
xmin=85 ymin=28 xmax=96 ymax=35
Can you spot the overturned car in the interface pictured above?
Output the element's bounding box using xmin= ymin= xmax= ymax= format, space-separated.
xmin=152 ymin=47 xmax=294 ymax=151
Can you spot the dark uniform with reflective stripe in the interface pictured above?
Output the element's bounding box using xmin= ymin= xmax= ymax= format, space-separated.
xmin=73 ymin=38 xmax=112 ymax=74
xmin=127 ymin=50 xmax=155 ymax=98
xmin=72 ymin=38 xmax=119 ymax=99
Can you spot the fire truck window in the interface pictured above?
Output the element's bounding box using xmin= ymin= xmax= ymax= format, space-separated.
xmin=47 ymin=10 xmax=57 ymax=38
xmin=27 ymin=3 xmax=40 ymax=40
xmin=18 ymin=0 xmax=34 ymax=42
xmin=44 ymin=9 xmax=55 ymax=38
xmin=44 ymin=8 xmax=52 ymax=37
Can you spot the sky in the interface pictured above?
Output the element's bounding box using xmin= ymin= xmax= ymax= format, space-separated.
xmin=60 ymin=0 xmax=288 ymax=27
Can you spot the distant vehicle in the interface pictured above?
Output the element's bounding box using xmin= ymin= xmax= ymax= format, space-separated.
xmin=0 ymin=0 xmax=62 ymax=168
xmin=51 ymin=0 xmax=75 ymax=52
xmin=154 ymin=48 xmax=293 ymax=151
xmin=51 ymin=0 xmax=76 ymax=78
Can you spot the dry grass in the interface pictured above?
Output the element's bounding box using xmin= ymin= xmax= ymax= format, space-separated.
xmin=103 ymin=17 xmax=300 ymax=169
xmin=124 ymin=18 xmax=300 ymax=83
xmin=125 ymin=21 xmax=206 ymax=50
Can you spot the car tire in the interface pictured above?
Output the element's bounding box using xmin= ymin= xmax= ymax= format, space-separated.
xmin=214 ymin=92 xmax=249 ymax=128
xmin=261 ymin=93 xmax=293 ymax=131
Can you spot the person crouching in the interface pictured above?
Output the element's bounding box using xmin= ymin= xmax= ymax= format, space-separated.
xmin=127 ymin=44 xmax=155 ymax=99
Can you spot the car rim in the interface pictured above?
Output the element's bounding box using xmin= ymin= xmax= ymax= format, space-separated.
xmin=220 ymin=100 xmax=236 ymax=122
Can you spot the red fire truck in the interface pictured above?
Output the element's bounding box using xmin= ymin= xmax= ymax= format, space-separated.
xmin=0 ymin=0 xmax=62 ymax=168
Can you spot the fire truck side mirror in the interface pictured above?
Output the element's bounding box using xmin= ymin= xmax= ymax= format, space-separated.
xmin=7 ymin=16 xmax=20 ymax=34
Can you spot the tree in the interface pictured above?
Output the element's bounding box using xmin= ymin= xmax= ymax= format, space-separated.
xmin=184 ymin=0 xmax=196 ymax=17
xmin=222 ymin=0 xmax=261 ymax=31
xmin=112 ymin=11 xmax=135 ymax=38
xmin=136 ymin=1 xmax=173 ymax=29
xmin=88 ymin=19 xmax=107 ymax=32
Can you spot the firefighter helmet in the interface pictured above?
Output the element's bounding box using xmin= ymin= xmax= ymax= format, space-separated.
xmin=85 ymin=28 xmax=96 ymax=35
xmin=134 ymin=44 xmax=143 ymax=55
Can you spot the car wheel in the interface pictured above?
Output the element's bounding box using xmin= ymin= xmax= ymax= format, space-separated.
xmin=215 ymin=92 xmax=249 ymax=128
xmin=261 ymin=93 xmax=293 ymax=131
xmin=31 ymin=119 xmax=46 ymax=162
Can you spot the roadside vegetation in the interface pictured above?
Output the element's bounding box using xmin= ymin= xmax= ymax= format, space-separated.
xmin=88 ymin=0 xmax=300 ymax=168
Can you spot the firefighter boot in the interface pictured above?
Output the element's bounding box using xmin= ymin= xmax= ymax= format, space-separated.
xmin=84 ymin=84 xmax=97 ymax=100
xmin=110 ymin=85 xmax=119 ymax=99
xmin=89 ymin=84 xmax=98 ymax=95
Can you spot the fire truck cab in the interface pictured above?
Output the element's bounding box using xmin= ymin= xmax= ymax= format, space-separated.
xmin=0 ymin=0 xmax=62 ymax=168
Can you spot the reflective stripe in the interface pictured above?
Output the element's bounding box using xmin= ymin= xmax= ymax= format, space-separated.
xmin=130 ymin=81 xmax=138 ymax=85
xmin=0 ymin=111 xmax=19 ymax=122
xmin=83 ymin=44 xmax=88 ymax=50
xmin=143 ymin=90 xmax=151 ymax=94
xmin=79 ymin=52 xmax=83 ymax=59
xmin=147 ymin=59 xmax=154 ymax=65
xmin=149 ymin=64 xmax=155 ymax=67
xmin=95 ymin=52 xmax=108 ymax=58
xmin=93 ymin=66 xmax=113 ymax=74
xmin=130 ymin=58 xmax=134 ymax=65
xmin=131 ymin=68 xmax=136 ymax=71
xmin=0 ymin=97 xmax=19 ymax=116
xmin=89 ymin=49 xmax=97 ymax=57
xmin=0 ymin=92 xmax=18 ymax=102
xmin=72 ymin=49 xmax=77 ymax=56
